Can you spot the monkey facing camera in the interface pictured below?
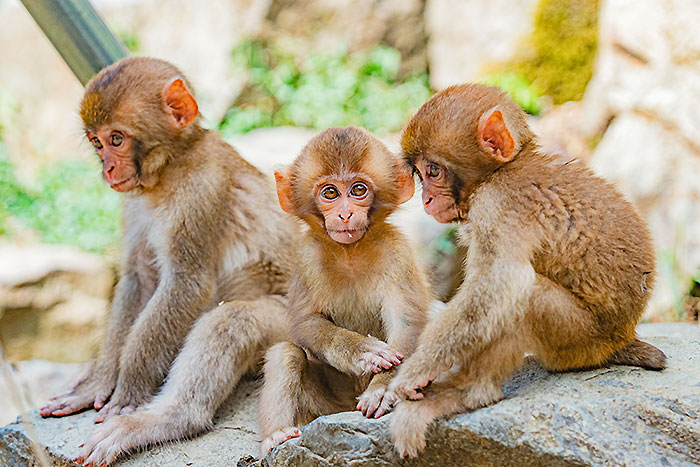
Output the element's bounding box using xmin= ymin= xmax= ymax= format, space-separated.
xmin=388 ymin=83 xmax=666 ymax=458
xmin=258 ymin=126 xmax=432 ymax=455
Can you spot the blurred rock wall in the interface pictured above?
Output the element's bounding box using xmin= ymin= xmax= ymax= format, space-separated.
xmin=582 ymin=0 xmax=700 ymax=317
xmin=425 ymin=0 xmax=539 ymax=89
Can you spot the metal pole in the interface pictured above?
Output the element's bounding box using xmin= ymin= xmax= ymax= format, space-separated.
xmin=20 ymin=0 xmax=128 ymax=86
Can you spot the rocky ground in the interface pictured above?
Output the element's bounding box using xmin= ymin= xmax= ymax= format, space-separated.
xmin=1 ymin=325 xmax=697 ymax=466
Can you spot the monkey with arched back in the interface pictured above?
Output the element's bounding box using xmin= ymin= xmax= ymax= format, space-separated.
xmin=388 ymin=83 xmax=666 ymax=458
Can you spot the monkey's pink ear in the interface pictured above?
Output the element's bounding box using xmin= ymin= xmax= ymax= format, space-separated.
xmin=477 ymin=106 xmax=515 ymax=163
xmin=163 ymin=78 xmax=199 ymax=129
xmin=274 ymin=167 xmax=296 ymax=214
xmin=395 ymin=167 xmax=415 ymax=205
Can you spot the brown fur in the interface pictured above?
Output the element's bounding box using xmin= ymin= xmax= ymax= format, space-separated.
xmin=258 ymin=127 xmax=432 ymax=455
xmin=389 ymin=84 xmax=666 ymax=458
xmin=39 ymin=57 xmax=297 ymax=466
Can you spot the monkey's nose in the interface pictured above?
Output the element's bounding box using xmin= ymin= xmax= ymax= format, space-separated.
xmin=424 ymin=197 xmax=433 ymax=206
xmin=106 ymin=164 xmax=115 ymax=174
xmin=339 ymin=212 xmax=353 ymax=222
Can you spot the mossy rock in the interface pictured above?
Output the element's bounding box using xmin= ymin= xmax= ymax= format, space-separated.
xmin=514 ymin=0 xmax=600 ymax=105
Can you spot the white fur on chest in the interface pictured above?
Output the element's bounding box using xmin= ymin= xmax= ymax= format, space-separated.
xmin=123 ymin=196 xmax=170 ymax=269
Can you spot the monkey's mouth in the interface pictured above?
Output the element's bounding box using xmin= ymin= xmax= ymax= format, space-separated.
xmin=427 ymin=205 xmax=458 ymax=223
xmin=327 ymin=228 xmax=367 ymax=244
xmin=109 ymin=177 xmax=137 ymax=192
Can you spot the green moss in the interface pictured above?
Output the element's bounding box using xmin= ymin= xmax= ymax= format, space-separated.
xmin=515 ymin=0 xmax=599 ymax=104
xmin=479 ymin=72 xmax=543 ymax=115
xmin=220 ymin=40 xmax=432 ymax=136
xmin=0 ymin=145 xmax=33 ymax=236
xmin=0 ymin=149 xmax=121 ymax=253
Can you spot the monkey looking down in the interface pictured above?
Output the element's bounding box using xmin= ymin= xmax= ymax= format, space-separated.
xmin=258 ymin=126 xmax=432 ymax=455
xmin=388 ymin=83 xmax=666 ymax=457
xmin=39 ymin=57 xmax=297 ymax=466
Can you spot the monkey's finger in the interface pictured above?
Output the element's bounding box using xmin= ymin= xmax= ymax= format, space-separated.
xmin=94 ymin=404 xmax=120 ymax=423
xmin=376 ymin=348 xmax=402 ymax=365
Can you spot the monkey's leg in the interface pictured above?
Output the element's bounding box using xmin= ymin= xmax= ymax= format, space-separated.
xmin=41 ymin=272 xmax=150 ymax=417
xmin=527 ymin=274 xmax=665 ymax=371
xmin=259 ymin=342 xmax=357 ymax=456
xmin=76 ymin=296 xmax=287 ymax=467
xmin=390 ymin=334 xmax=525 ymax=458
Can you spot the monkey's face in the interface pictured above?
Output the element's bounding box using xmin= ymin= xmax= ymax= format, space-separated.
xmin=413 ymin=158 xmax=460 ymax=223
xmin=314 ymin=176 xmax=374 ymax=244
xmin=86 ymin=126 xmax=140 ymax=193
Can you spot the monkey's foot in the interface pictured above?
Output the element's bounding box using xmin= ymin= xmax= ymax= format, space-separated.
xmin=390 ymin=401 xmax=431 ymax=458
xmin=356 ymin=338 xmax=404 ymax=375
xmin=357 ymin=385 xmax=399 ymax=418
xmin=40 ymin=377 xmax=114 ymax=418
xmin=75 ymin=413 xmax=140 ymax=466
xmin=260 ymin=427 xmax=301 ymax=456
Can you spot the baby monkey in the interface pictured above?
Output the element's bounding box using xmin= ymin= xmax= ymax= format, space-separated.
xmin=389 ymin=84 xmax=667 ymax=457
xmin=258 ymin=126 xmax=431 ymax=455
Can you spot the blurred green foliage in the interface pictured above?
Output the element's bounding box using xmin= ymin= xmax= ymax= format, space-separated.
xmin=514 ymin=0 xmax=599 ymax=104
xmin=0 ymin=147 xmax=121 ymax=253
xmin=115 ymin=29 xmax=140 ymax=53
xmin=480 ymin=72 xmax=543 ymax=115
xmin=220 ymin=41 xmax=432 ymax=136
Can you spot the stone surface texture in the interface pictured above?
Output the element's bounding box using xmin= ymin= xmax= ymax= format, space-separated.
xmin=1 ymin=328 xmax=698 ymax=466
xmin=425 ymin=0 xmax=539 ymax=89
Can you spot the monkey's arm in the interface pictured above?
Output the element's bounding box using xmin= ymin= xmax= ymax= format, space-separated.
xmin=293 ymin=311 xmax=403 ymax=377
xmin=94 ymin=212 xmax=220 ymax=421
xmin=391 ymin=230 xmax=536 ymax=400
xmin=95 ymin=266 xmax=217 ymax=421
xmin=41 ymin=264 xmax=151 ymax=416
xmin=358 ymin=267 xmax=431 ymax=418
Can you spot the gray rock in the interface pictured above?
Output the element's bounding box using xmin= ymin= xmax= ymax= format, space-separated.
xmin=3 ymin=332 xmax=698 ymax=466
xmin=0 ymin=379 xmax=261 ymax=467
xmin=262 ymin=335 xmax=700 ymax=466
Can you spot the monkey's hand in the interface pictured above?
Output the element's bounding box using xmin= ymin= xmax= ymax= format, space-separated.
xmin=388 ymin=361 xmax=441 ymax=402
xmin=357 ymin=384 xmax=399 ymax=418
xmin=354 ymin=336 xmax=403 ymax=375
xmin=40 ymin=360 xmax=117 ymax=418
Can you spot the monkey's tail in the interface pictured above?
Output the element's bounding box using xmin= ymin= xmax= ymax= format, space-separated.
xmin=606 ymin=339 xmax=666 ymax=370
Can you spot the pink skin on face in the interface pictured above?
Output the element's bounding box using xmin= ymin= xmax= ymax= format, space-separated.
xmin=316 ymin=177 xmax=374 ymax=244
xmin=414 ymin=158 xmax=459 ymax=223
xmin=87 ymin=127 xmax=139 ymax=192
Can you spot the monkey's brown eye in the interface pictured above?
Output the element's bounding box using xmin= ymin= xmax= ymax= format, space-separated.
xmin=427 ymin=163 xmax=441 ymax=178
xmin=90 ymin=137 xmax=103 ymax=150
xmin=350 ymin=183 xmax=368 ymax=198
xmin=111 ymin=133 xmax=123 ymax=147
xmin=321 ymin=185 xmax=340 ymax=200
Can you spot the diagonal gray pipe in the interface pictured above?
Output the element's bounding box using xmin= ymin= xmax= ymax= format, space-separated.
xmin=20 ymin=0 xmax=127 ymax=86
